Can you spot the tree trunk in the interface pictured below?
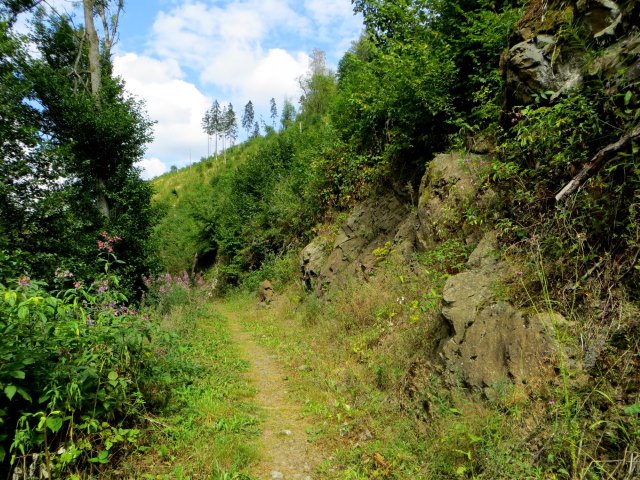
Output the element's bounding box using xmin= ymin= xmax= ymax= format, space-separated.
xmin=83 ymin=0 xmax=110 ymax=219
xmin=83 ymin=0 xmax=101 ymax=97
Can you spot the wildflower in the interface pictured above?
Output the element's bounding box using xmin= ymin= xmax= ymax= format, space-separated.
xmin=18 ymin=275 xmax=30 ymax=287
xmin=73 ymin=281 xmax=81 ymax=289
xmin=86 ymin=316 xmax=95 ymax=327
xmin=97 ymin=280 xmax=108 ymax=294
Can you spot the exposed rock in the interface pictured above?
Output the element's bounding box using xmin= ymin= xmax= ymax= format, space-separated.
xmin=589 ymin=32 xmax=640 ymax=82
xmin=300 ymin=236 xmax=331 ymax=291
xmin=577 ymin=0 xmax=622 ymax=39
xmin=301 ymin=193 xmax=409 ymax=293
xmin=416 ymin=152 xmax=490 ymax=250
xmin=439 ymin=231 xmax=562 ymax=389
xmin=504 ymin=34 xmax=582 ymax=105
xmin=259 ymin=279 xmax=274 ymax=303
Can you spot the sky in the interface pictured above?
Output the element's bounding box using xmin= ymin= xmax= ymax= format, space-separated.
xmin=30 ymin=0 xmax=364 ymax=179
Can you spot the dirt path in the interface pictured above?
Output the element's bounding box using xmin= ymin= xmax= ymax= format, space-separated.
xmin=221 ymin=305 xmax=323 ymax=480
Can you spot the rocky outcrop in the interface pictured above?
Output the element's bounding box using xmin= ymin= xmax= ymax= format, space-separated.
xmin=300 ymin=152 xmax=493 ymax=293
xmin=416 ymin=152 xmax=492 ymax=250
xmin=301 ymin=194 xmax=409 ymax=293
xmin=502 ymin=0 xmax=637 ymax=108
xmin=504 ymin=34 xmax=582 ymax=105
xmin=438 ymin=231 xmax=564 ymax=389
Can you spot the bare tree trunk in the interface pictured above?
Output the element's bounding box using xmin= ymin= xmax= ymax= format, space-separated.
xmin=83 ymin=0 xmax=101 ymax=97
xmin=83 ymin=0 xmax=110 ymax=219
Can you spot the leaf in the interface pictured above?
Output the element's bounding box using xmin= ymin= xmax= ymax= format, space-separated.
xmin=89 ymin=450 xmax=109 ymax=464
xmin=46 ymin=416 xmax=64 ymax=433
xmin=108 ymin=371 xmax=118 ymax=381
xmin=4 ymin=385 xmax=16 ymax=401
xmin=623 ymin=402 xmax=640 ymax=415
xmin=624 ymin=90 xmax=632 ymax=106
xmin=17 ymin=305 xmax=29 ymax=320
xmin=0 ymin=445 xmax=5 ymax=462
xmin=10 ymin=370 xmax=25 ymax=380
xmin=16 ymin=388 xmax=32 ymax=402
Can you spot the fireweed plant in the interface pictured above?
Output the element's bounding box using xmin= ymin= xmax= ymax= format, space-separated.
xmin=0 ymin=233 xmax=181 ymax=477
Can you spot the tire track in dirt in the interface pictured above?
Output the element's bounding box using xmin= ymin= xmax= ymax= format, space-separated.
xmin=220 ymin=305 xmax=323 ymax=480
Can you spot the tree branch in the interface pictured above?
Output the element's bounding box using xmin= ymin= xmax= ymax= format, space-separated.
xmin=555 ymin=124 xmax=640 ymax=203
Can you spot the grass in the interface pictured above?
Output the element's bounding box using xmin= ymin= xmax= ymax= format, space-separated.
xmin=119 ymin=296 xmax=260 ymax=479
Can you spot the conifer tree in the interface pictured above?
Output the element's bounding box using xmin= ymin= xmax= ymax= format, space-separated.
xmin=269 ymin=97 xmax=278 ymax=127
xmin=242 ymin=100 xmax=255 ymax=137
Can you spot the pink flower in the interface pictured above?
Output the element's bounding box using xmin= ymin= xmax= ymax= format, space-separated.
xmin=73 ymin=281 xmax=81 ymax=289
xmin=18 ymin=275 xmax=30 ymax=287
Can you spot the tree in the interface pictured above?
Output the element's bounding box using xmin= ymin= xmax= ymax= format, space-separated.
xmin=299 ymin=49 xmax=336 ymax=124
xmin=242 ymin=100 xmax=255 ymax=137
xmin=252 ymin=121 xmax=260 ymax=138
xmin=0 ymin=2 xmax=157 ymax=295
xmin=202 ymin=100 xmax=221 ymax=158
xmin=222 ymin=103 xmax=237 ymax=163
xmin=81 ymin=0 xmax=124 ymax=218
xmin=269 ymin=97 xmax=277 ymax=127
xmin=280 ymin=99 xmax=296 ymax=129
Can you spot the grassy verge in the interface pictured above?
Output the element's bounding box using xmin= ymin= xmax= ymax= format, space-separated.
xmin=120 ymin=296 xmax=259 ymax=479
xmin=229 ymin=251 xmax=562 ymax=479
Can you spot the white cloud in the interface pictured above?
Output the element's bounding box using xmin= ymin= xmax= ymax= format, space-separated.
xmin=149 ymin=1 xmax=314 ymax=103
xmin=136 ymin=157 xmax=168 ymax=180
xmin=113 ymin=53 xmax=210 ymax=168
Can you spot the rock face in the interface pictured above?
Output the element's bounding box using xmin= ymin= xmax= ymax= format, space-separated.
xmin=299 ymin=157 xmax=563 ymax=390
xmin=416 ymin=152 xmax=489 ymax=250
xmin=439 ymin=232 xmax=561 ymax=389
xmin=300 ymin=193 xmax=409 ymax=293
xmin=504 ymin=34 xmax=582 ymax=105
xmin=502 ymin=0 xmax=639 ymax=109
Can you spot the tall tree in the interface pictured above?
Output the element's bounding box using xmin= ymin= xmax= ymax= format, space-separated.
xmin=222 ymin=103 xmax=237 ymax=163
xmin=242 ymin=100 xmax=254 ymax=137
xmin=1 ymin=2 xmax=157 ymax=294
xmin=269 ymin=97 xmax=277 ymax=127
xmin=280 ymin=99 xmax=296 ymax=129
xmin=299 ymin=48 xmax=336 ymax=124
xmin=81 ymin=0 xmax=124 ymax=218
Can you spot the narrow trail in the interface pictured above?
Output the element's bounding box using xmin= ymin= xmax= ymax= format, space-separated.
xmin=220 ymin=305 xmax=323 ymax=480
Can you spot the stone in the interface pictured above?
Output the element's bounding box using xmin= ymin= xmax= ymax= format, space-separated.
xmin=300 ymin=236 xmax=331 ymax=291
xmin=577 ymin=0 xmax=622 ymax=39
xmin=504 ymin=35 xmax=582 ymax=105
xmin=439 ymin=231 xmax=560 ymax=389
xmin=300 ymin=193 xmax=408 ymax=293
xmin=416 ymin=152 xmax=489 ymax=250
xmin=259 ymin=279 xmax=274 ymax=303
xmin=270 ymin=471 xmax=284 ymax=480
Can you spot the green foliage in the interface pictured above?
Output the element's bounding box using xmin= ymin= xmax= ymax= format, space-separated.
xmin=0 ymin=250 xmax=161 ymax=475
xmin=0 ymin=8 xmax=157 ymax=297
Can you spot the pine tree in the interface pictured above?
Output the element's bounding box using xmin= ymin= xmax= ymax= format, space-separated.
xmin=269 ymin=97 xmax=278 ymax=128
xmin=242 ymin=100 xmax=255 ymax=137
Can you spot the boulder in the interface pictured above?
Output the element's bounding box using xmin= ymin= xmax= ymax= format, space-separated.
xmin=577 ymin=0 xmax=622 ymax=39
xmin=300 ymin=193 xmax=408 ymax=293
xmin=300 ymin=237 xmax=331 ymax=291
xmin=439 ymin=231 xmax=562 ymax=389
xmin=259 ymin=280 xmax=274 ymax=303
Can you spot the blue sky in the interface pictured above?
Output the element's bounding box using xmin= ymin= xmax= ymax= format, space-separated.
xmin=38 ymin=0 xmax=364 ymax=178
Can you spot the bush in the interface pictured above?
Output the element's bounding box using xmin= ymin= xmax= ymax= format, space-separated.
xmin=0 ymin=243 xmax=171 ymax=476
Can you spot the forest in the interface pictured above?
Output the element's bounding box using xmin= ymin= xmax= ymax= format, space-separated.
xmin=1 ymin=0 xmax=639 ymax=478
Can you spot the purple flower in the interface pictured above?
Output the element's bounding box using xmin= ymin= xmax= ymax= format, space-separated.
xmin=18 ymin=276 xmax=30 ymax=287
xmin=98 ymin=280 xmax=108 ymax=294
